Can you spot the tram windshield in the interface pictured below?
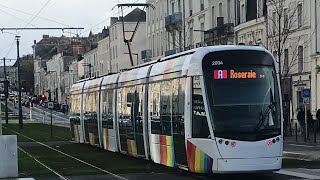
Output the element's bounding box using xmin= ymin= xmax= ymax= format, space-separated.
xmin=202 ymin=50 xmax=281 ymax=141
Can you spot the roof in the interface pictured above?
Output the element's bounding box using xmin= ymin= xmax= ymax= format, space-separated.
xmin=123 ymin=8 xmax=146 ymax=22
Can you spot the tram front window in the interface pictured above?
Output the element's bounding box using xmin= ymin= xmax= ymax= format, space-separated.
xmin=203 ymin=51 xmax=281 ymax=141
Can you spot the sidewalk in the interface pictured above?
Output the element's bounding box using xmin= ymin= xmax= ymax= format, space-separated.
xmin=284 ymin=135 xmax=320 ymax=161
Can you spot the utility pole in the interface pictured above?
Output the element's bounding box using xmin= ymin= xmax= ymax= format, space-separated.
xmin=3 ymin=58 xmax=8 ymax=124
xmin=16 ymin=36 xmax=23 ymax=129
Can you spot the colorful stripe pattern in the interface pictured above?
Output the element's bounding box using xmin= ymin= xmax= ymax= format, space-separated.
xmin=159 ymin=135 xmax=175 ymax=167
xmin=186 ymin=141 xmax=213 ymax=173
xmin=89 ymin=133 xmax=95 ymax=145
xmin=127 ymin=139 xmax=137 ymax=156
xmin=103 ymin=128 xmax=109 ymax=150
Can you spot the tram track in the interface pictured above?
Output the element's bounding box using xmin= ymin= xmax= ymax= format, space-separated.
xmin=4 ymin=126 xmax=129 ymax=180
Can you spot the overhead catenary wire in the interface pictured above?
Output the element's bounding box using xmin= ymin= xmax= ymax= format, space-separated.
xmin=0 ymin=8 xmax=37 ymax=28
xmin=18 ymin=0 xmax=52 ymax=35
xmin=0 ymin=4 xmax=74 ymax=28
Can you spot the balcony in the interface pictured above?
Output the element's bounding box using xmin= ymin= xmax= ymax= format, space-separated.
xmin=204 ymin=23 xmax=234 ymax=45
xmin=141 ymin=50 xmax=152 ymax=61
xmin=165 ymin=49 xmax=177 ymax=57
xmin=165 ymin=12 xmax=183 ymax=32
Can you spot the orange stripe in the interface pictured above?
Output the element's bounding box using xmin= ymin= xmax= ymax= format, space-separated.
xmin=160 ymin=144 xmax=167 ymax=165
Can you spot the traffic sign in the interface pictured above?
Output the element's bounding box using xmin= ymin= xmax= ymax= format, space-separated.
xmin=48 ymin=102 xmax=54 ymax=109
xmin=303 ymin=98 xmax=310 ymax=105
xmin=302 ymin=89 xmax=311 ymax=98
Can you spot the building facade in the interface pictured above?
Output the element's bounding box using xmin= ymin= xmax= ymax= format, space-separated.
xmin=109 ymin=8 xmax=147 ymax=72
xmin=83 ymin=48 xmax=99 ymax=78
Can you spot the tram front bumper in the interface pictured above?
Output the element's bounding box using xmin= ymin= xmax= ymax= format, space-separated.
xmin=216 ymin=157 xmax=282 ymax=173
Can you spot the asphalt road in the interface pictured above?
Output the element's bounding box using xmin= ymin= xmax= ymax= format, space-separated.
xmin=4 ymin=100 xmax=69 ymax=127
xmin=36 ymin=171 xmax=306 ymax=180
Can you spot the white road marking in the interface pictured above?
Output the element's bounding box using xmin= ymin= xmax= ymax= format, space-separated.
xmin=18 ymin=146 xmax=70 ymax=180
xmin=277 ymin=169 xmax=320 ymax=179
xmin=288 ymin=144 xmax=314 ymax=148
xmin=283 ymin=151 xmax=303 ymax=155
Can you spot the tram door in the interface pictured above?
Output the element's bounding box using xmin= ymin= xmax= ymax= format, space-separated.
xmin=172 ymin=78 xmax=187 ymax=166
xmin=118 ymin=85 xmax=145 ymax=157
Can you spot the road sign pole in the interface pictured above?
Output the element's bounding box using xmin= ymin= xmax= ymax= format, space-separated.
xmin=0 ymin=100 xmax=2 ymax=135
xmin=305 ymin=104 xmax=307 ymax=142
xmin=51 ymin=108 xmax=53 ymax=138
xmin=29 ymin=102 xmax=32 ymax=121
xmin=42 ymin=105 xmax=45 ymax=124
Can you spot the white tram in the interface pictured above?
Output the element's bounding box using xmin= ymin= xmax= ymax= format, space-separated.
xmin=69 ymin=45 xmax=283 ymax=173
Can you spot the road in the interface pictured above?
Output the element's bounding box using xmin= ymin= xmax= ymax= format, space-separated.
xmin=36 ymin=170 xmax=317 ymax=180
xmin=4 ymin=100 xmax=69 ymax=127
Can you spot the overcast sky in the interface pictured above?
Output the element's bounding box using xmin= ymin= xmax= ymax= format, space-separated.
xmin=0 ymin=0 xmax=145 ymax=65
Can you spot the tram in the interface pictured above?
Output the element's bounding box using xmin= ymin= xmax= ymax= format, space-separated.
xmin=69 ymin=45 xmax=283 ymax=173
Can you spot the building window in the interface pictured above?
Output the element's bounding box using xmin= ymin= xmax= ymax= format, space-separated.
xmin=189 ymin=27 xmax=193 ymax=46
xmin=284 ymin=49 xmax=289 ymax=74
xmin=212 ymin=6 xmax=215 ymax=27
xmin=284 ymin=8 xmax=288 ymax=30
xmin=273 ymin=51 xmax=277 ymax=62
xmin=189 ymin=0 xmax=193 ymax=16
xmin=201 ymin=23 xmax=204 ymax=42
xmin=219 ymin=3 xmax=222 ymax=17
xmin=227 ymin=0 xmax=230 ymax=23
xmin=298 ymin=3 xmax=302 ymax=28
xmin=240 ymin=4 xmax=245 ymax=23
xmin=298 ymin=46 xmax=303 ymax=73
xmin=157 ymin=32 xmax=159 ymax=56
xmin=172 ymin=2 xmax=175 ymax=14
xmin=153 ymin=34 xmax=155 ymax=57
xmin=257 ymin=0 xmax=264 ymax=18
xmin=272 ymin=11 xmax=276 ymax=33
xmin=200 ymin=0 xmax=204 ymax=11
xmin=115 ymin=46 xmax=118 ymax=58
xmin=160 ymin=31 xmax=163 ymax=55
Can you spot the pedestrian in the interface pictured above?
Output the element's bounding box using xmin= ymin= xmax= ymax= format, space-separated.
xmin=316 ymin=109 xmax=320 ymax=131
xmin=307 ymin=110 xmax=313 ymax=139
xmin=297 ymin=108 xmax=305 ymax=135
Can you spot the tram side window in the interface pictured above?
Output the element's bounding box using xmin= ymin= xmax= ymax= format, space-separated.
xmin=172 ymin=78 xmax=185 ymax=135
xmin=160 ymin=80 xmax=172 ymax=136
xmin=101 ymin=90 xmax=114 ymax=129
xmin=150 ymin=83 xmax=161 ymax=134
xmin=192 ymin=76 xmax=210 ymax=138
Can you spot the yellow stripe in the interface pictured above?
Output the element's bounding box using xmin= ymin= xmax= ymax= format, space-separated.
xmin=131 ymin=140 xmax=137 ymax=156
xmin=166 ymin=145 xmax=172 ymax=166
xmin=103 ymin=129 xmax=106 ymax=149
xmin=195 ymin=148 xmax=201 ymax=172
xmin=199 ymin=151 xmax=204 ymax=173
xmin=166 ymin=136 xmax=172 ymax=146
xmin=166 ymin=136 xmax=173 ymax=167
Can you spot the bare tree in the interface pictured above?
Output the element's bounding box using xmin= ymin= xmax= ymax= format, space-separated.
xmin=266 ymin=0 xmax=312 ymax=78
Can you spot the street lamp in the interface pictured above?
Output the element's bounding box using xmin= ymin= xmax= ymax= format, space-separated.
xmin=124 ymin=53 xmax=139 ymax=65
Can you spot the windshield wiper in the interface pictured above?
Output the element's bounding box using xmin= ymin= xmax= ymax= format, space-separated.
xmin=254 ymin=103 xmax=275 ymax=132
